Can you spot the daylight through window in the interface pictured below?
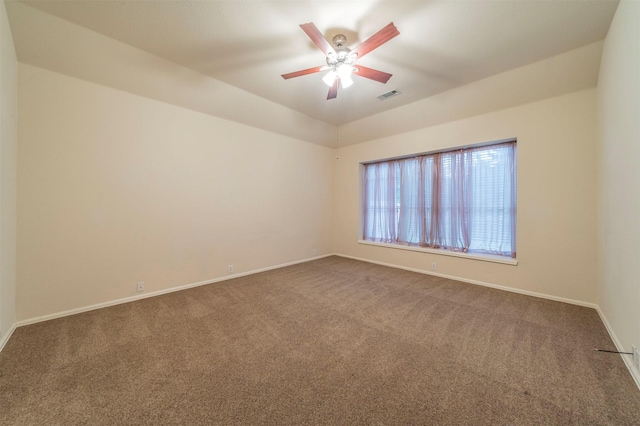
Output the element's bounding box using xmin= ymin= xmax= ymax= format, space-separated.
xmin=362 ymin=140 xmax=517 ymax=258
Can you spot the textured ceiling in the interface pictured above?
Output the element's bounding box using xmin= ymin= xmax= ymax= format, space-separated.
xmin=10 ymin=0 xmax=619 ymax=128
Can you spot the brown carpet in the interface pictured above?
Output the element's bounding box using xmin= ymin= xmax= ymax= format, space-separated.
xmin=1 ymin=256 xmax=639 ymax=425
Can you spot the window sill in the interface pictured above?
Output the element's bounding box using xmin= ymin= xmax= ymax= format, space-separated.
xmin=357 ymin=240 xmax=518 ymax=266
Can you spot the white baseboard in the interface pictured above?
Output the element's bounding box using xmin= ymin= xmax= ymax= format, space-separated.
xmin=596 ymin=307 xmax=640 ymax=389
xmin=15 ymin=254 xmax=332 ymax=328
xmin=0 ymin=323 xmax=17 ymax=352
xmin=335 ymin=253 xmax=598 ymax=309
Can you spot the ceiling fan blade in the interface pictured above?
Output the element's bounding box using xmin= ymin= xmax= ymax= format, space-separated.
xmin=351 ymin=22 xmax=399 ymax=59
xmin=327 ymin=79 xmax=339 ymax=100
xmin=300 ymin=22 xmax=336 ymax=56
xmin=281 ymin=65 xmax=329 ymax=80
xmin=354 ymin=65 xmax=393 ymax=84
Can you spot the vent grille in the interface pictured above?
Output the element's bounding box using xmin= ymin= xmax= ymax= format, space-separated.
xmin=377 ymin=89 xmax=401 ymax=100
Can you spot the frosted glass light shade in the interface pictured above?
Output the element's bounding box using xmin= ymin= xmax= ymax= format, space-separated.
xmin=340 ymin=73 xmax=354 ymax=88
xmin=322 ymin=70 xmax=337 ymax=87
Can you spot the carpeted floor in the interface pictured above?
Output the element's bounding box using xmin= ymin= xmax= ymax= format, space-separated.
xmin=1 ymin=256 xmax=639 ymax=425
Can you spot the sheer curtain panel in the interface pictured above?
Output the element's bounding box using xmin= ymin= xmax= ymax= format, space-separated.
xmin=363 ymin=141 xmax=516 ymax=258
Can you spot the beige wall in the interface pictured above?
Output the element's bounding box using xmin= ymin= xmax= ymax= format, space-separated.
xmin=17 ymin=64 xmax=334 ymax=321
xmin=333 ymin=89 xmax=598 ymax=304
xmin=0 ymin=0 xmax=17 ymax=345
xmin=597 ymin=0 xmax=640 ymax=369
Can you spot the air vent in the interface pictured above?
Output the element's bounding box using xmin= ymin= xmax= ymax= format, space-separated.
xmin=377 ymin=89 xmax=401 ymax=101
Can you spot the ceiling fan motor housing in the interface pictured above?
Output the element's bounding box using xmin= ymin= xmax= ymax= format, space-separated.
xmin=332 ymin=34 xmax=347 ymax=47
xmin=326 ymin=34 xmax=357 ymax=68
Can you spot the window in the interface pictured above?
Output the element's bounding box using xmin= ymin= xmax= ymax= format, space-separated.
xmin=362 ymin=140 xmax=516 ymax=258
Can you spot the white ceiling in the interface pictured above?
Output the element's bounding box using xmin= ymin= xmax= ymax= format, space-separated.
xmin=5 ymin=0 xmax=619 ymax=146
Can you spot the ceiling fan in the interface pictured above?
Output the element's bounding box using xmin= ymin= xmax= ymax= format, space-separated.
xmin=281 ymin=22 xmax=400 ymax=100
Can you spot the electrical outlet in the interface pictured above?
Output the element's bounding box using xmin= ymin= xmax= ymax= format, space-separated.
xmin=633 ymin=345 xmax=640 ymax=370
xmin=137 ymin=282 xmax=144 ymax=292
xmin=228 ymin=265 xmax=233 ymax=273
xmin=431 ymin=262 xmax=437 ymax=271
xmin=312 ymin=248 xmax=317 ymax=256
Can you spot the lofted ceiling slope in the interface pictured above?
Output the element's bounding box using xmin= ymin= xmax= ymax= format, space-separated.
xmin=6 ymin=0 xmax=619 ymax=147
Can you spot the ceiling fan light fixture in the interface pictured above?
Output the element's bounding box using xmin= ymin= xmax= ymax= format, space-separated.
xmin=338 ymin=64 xmax=354 ymax=88
xmin=337 ymin=63 xmax=353 ymax=79
xmin=340 ymin=74 xmax=354 ymax=89
xmin=322 ymin=70 xmax=337 ymax=87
